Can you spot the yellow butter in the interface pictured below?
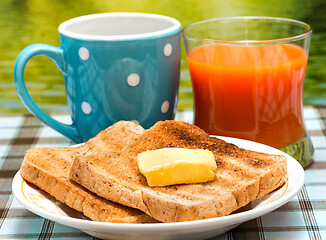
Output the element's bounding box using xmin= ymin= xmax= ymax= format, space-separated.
xmin=137 ymin=148 xmax=217 ymax=187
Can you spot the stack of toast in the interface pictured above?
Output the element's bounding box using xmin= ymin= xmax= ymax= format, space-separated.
xmin=20 ymin=120 xmax=287 ymax=223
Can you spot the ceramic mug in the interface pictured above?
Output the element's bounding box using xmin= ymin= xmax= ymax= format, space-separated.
xmin=14 ymin=13 xmax=181 ymax=143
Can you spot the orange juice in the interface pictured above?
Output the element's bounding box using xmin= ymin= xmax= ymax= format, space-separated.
xmin=187 ymin=44 xmax=308 ymax=148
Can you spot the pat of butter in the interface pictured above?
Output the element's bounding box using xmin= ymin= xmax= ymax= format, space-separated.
xmin=137 ymin=148 xmax=217 ymax=187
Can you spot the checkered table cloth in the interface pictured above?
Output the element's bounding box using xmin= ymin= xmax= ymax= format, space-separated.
xmin=0 ymin=106 xmax=325 ymax=240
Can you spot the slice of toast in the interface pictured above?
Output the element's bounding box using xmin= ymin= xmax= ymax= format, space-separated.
xmin=70 ymin=120 xmax=287 ymax=223
xmin=20 ymin=121 xmax=156 ymax=223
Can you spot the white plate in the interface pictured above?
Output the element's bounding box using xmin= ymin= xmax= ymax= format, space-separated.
xmin=12 ymin=136 xmax=304 ymax=240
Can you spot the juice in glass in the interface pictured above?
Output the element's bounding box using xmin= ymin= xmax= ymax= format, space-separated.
xmin=187 ymin=44 xmax=308 ymax=148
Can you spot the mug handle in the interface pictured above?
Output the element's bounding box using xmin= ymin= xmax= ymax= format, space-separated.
xmin=14 ymin=43 xmax=81 ymax=143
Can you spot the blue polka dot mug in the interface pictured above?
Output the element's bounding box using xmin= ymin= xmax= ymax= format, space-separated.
xmin=14 ymin=13 xmax=181 ymax=143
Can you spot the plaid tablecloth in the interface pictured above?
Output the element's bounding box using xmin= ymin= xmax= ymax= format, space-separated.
xmin=0 ymin=106 xmax=325 ymax=240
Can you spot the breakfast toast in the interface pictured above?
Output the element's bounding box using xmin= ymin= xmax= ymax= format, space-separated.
xmin=20 ymin=122 xmax=156 ymax=223
xmin=70 ymin=120 xmax=287 ymax=223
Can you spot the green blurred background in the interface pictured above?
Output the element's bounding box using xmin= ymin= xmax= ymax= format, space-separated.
xmin=1 ymin=0 xmax=326 ymax=114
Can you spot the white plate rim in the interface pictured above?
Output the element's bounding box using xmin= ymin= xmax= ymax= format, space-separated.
xmin=12 ymin=136 xmax=305 ymax=233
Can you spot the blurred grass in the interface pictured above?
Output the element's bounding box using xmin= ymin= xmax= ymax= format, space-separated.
xmin=1 ymin=0 xmax=326 ymax=113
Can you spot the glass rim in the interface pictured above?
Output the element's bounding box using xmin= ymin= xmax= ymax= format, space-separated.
xmin=182 ymin=16 xmax=312 ymax=45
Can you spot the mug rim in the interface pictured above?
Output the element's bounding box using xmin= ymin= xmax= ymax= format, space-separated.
xmin=58 ymin=12 xmax=181 ymax=41
xmin=182 ymin=16 xmax=312 ymax=45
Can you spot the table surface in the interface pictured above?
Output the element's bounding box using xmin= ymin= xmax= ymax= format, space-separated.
xmin=0 ymin=106 xmax=325 ymax=240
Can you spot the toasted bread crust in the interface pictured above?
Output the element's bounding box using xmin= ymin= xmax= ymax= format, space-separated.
xmin=20 ymin=122 xmax=157 ymax=223
xmin=70 ymin=120 xmax=287 ymax=223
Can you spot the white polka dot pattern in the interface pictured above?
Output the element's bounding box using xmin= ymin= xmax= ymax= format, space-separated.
xmin=163 ymin=43 xmax=172 ymax=57
xmin=131 ymin=120 xmax=139 ymax=125
xmin=79 ymin=47 xmax=89 ymax=60
xmin=161 ymin=100 xmax=170 ymax=114
xmin=127 ymin=73 xmax=140 ymax=87
xmin=81 ymin=101 xmax=92 ymax=114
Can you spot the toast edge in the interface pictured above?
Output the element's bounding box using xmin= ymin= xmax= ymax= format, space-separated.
xmin=20 ymin=149 xmax=156 ymax=223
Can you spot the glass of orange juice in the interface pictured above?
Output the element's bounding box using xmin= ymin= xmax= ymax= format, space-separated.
xmin=183 ymin=16 xmax=313 ymax=167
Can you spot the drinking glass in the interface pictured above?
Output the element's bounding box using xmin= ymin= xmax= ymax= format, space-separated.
xmin=183 ymin=16 xmax=313 ymax=167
